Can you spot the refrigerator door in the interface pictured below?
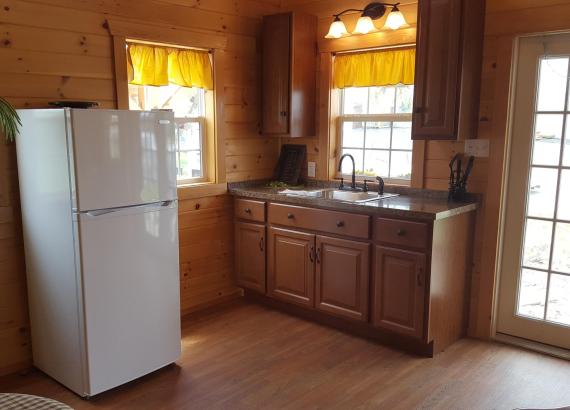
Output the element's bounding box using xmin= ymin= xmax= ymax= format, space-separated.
xmin=76 ymin=201 xmax=181 ymax=396
xmin=70 ymin=109 xmax=177 ymax=212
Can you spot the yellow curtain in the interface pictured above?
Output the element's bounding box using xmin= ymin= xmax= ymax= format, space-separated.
xmin=168 ymin=49 xmax=213 ymax=90
xmin=333 ymin=48 xmax=416 ymax=89
xmin=128 ymin=43 xmax=213 ymax=90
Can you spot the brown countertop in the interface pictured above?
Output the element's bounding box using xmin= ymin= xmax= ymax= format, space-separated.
xmin=228 ymin=183 xmax=478 ymax=221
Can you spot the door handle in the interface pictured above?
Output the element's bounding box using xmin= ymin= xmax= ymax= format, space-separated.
xmin=309 ymin=246 xmax=314 ymax=263
xmin=417 ymin=267 xmax=423 ymax=287
xmin=259 ymin=236 xmax=264 ymax=252
xmin=316 ymin=247 xmax=321 ymax=264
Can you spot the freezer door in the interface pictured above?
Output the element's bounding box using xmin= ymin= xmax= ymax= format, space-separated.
xmin=77 ymin=201 xmax=181 ymax=396
xmin=70 ymin=110 xmax=177 ymax=212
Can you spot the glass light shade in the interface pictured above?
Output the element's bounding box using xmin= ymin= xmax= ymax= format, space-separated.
xmin=384 ymin=9 xmax=407 ymax=30
xmin=325 ymin=19 xmax=349 ymax=39
xmin=352 ymin=16 xmax=377 ymax=35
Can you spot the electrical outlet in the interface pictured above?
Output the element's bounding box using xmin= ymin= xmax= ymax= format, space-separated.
xmin=308 ymin=161 xmax=316 ymax=178
xmin=464 ymin=139 xmax=489 ymax=158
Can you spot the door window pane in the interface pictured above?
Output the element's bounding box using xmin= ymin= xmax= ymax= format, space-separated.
xmin=532 ymin=114 xmax=563 ymax=166
xmin=527 ymin=167 xmax=558 ymax=218
xmin=557 ymin=170 xmax=570 ymax=221
xmin=552 ymin=222 xmax=570 ymax=274
xmin=522 ymin=219 xmax=553 ymax=270
xmin=537 ymin=58 xmax=569 ymax=112
xmin=517 ymin=268 xmax=547 ymax=319
xmin=546 ymin=274 xmax=570 ymax=325
xmin=365 ymin=122 xmax=391 ymax=149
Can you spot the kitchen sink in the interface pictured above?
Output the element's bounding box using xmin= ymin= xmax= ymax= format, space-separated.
xmin=283 ymin=188 xmax=398 ymax=203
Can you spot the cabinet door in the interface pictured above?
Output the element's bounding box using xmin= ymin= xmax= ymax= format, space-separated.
xmin=268 ymin=227 xmax=315 ymax=307
xmin=315 ymin=236 xmax=370 ymax=321
xmin=373 ymin=246 xmax=427 ymax=340
xmin=412 ymin=0 xmax=462 ymax=140
xmin=235 ymin=221 xmax=266 ymax=293
xmin=262 ymin=13 xmax=290 ymax=135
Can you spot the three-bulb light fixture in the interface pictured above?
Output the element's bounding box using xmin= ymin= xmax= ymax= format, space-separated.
xmin=325 ymin=2 xmax=408 ymax=39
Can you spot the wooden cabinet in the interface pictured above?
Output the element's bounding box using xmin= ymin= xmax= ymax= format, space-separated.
xmin=261 ymin=12 xmax=317 ymax=138
xmin=235 ymin=222 xmax=266 ymax=293
xmin=412 ymin=0 xmax=485 ymax=140
xmin=315 ymin=236 xmax=370 ymax=321
xmin=268 ymin=227 xmax=315 ymax=307
xmin=373 ymin=246 xmax=427 ymax=340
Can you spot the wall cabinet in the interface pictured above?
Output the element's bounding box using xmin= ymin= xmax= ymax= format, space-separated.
xmin=268 ymin=227 xmax=315 ymax=307
xmin=261 ymin=12 xmax=317 ymax=138
xmin=412 ymin=0 xmax=485 ymax=140
xmin=316 ymin=236 xmax=369 ymax=321
xmin=373 ymin=246 xmax=426 ymax=340
xmin=235 ymin=221 xmax=266 ymax=293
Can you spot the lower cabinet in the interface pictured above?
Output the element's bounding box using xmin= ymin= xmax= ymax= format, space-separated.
xmin=235 ymin=221 xmax=266 ymax=293
xmin=315 ymin=236 xmax=369 ymax=321
xmin=373 ymin=246 xmax=427 ymax=340
xmin=267 ymin=227 xmax=315 ymax=307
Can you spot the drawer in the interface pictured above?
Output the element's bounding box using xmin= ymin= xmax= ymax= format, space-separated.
xmin=234 ymin=198 xmax=266 ymax=222
xmin=268 ymin=203 xmax=370 ymax=239
xmin=374 ymin=217 xmax=430 ymax=250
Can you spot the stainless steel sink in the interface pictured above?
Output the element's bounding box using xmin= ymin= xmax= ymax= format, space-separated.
xmin=283 ymin=188 xmax=398 ymax=203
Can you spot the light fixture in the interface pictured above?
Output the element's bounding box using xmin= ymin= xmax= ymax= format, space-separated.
xmin=384 ymin=4 xmax=407 ymax=30
xmin=325 ymin=2 xmax=408 ymax=39
xmin=325 ymin=16 xmax=350 ymax=39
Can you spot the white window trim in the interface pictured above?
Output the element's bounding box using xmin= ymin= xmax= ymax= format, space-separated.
xmin=174 ymin=116 xmax=207 ymax=185
xmin=337 ymin=113 xmax=414 ymax=185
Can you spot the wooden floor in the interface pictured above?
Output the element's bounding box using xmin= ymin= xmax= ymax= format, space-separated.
xmin=1 ymin=301 xmax=570 ymax=410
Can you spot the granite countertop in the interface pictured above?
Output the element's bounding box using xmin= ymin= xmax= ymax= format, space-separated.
xmin=228 ymin=181 xmax=478 ymax=221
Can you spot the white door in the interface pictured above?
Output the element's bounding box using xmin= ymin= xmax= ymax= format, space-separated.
xmin=70 ymin=110 xmax=177 ymax=211
xmin=77 ymin=201 xmax=181 ymax=395
xmin=497 ymin=33 xmax=570 ymax=349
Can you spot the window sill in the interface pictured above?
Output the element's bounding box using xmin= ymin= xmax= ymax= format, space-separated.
xmin=177 ymin=182 xmax=227 ymax=200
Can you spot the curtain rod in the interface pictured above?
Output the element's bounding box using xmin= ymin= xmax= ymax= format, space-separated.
xmin=126 ymin=38 xmax=213 ymax=53
xmin=333 ymin=42 xmax=416 ymax=56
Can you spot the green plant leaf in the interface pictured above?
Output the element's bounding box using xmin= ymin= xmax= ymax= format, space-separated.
xmin=0 ymin=97 xmax=22 ymax=143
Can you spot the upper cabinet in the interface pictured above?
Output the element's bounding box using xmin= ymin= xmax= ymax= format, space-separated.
xmin=261 ymin=13 xmax=317 ymax=138
xmin=412 ymin=0 xmax=485 ymax=140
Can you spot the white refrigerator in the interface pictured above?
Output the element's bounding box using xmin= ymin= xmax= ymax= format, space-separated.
xmin=16 ymin=109 xmax=181 ymax=397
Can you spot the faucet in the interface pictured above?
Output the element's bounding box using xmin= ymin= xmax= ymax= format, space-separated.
xmin=376 ymin=176 xmax=385 ymax=195
xmin=338 ymin=154 xmax=357 ymax=190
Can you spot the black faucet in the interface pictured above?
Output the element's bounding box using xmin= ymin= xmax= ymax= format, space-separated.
xmin=376 ymin=176 xmax=385 ymax=195
xmin=338 ymin=154 xmax=357 ymax=190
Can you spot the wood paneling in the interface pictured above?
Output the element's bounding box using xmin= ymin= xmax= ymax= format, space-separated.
xmin=0 ymin=0 xmax=280 ymax=376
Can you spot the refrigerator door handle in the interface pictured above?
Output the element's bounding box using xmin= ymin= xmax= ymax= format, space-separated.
xmin=82 ymin=200 xmax=176 ymax=217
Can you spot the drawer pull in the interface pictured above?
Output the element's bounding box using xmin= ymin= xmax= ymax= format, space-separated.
xmin=396 ymin=228 xmax=406 ymax=236
xmin=244 ymin=208 xmax=252 ymax=214
xmin=336 ymin=221 xmax=345 ymax=228
xmin=309 ymin=246 xmax=315 ymax=263
xmin=287 ymin=213 xmax=295 ymax=219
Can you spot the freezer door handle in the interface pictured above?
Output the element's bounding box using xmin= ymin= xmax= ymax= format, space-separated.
xmin=82 ymin=200 xmax=176 ymax=217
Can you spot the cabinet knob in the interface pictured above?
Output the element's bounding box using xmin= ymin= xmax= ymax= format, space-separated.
xmin=280 ymin=111 xmax=288 ymax=117
xmin=287 ymin=213 xmax=294 ymax=219
xmin=336 ymin=221 xmax=345 ymax=228
xmin=414 ymin=107 xmax=423 ymax=114
xmin=396 ymin=228 xmax=406 ymax=236
xmin=244 ymin=208 xmax=252 ymax=214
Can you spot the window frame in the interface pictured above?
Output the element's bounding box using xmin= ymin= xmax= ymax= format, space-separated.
xmin=336 ymin=85 xmax=414 ymax=185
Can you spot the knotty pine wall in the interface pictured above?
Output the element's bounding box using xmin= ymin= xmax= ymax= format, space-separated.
xmin=0 ymin=0 xmax=280 ymax=376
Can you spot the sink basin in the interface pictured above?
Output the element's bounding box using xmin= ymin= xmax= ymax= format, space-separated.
xmin=324 ymin=190 xmax=399 ymax=203
xmin=283 ymin=188 xmax=398 ymax=203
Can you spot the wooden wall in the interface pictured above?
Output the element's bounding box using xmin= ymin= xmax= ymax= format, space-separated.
xmin=0 ymin=0 xmax=280 ymax=376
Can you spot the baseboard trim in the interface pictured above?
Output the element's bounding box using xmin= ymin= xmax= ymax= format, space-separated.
xmin=494 ymin=333 xmax=570 ymax=361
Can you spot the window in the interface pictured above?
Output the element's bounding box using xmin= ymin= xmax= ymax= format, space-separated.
xmin=339 ymin=84 xmax=414 ymax=183
xmin=128 ymin=83 xmax=207 ymax=183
